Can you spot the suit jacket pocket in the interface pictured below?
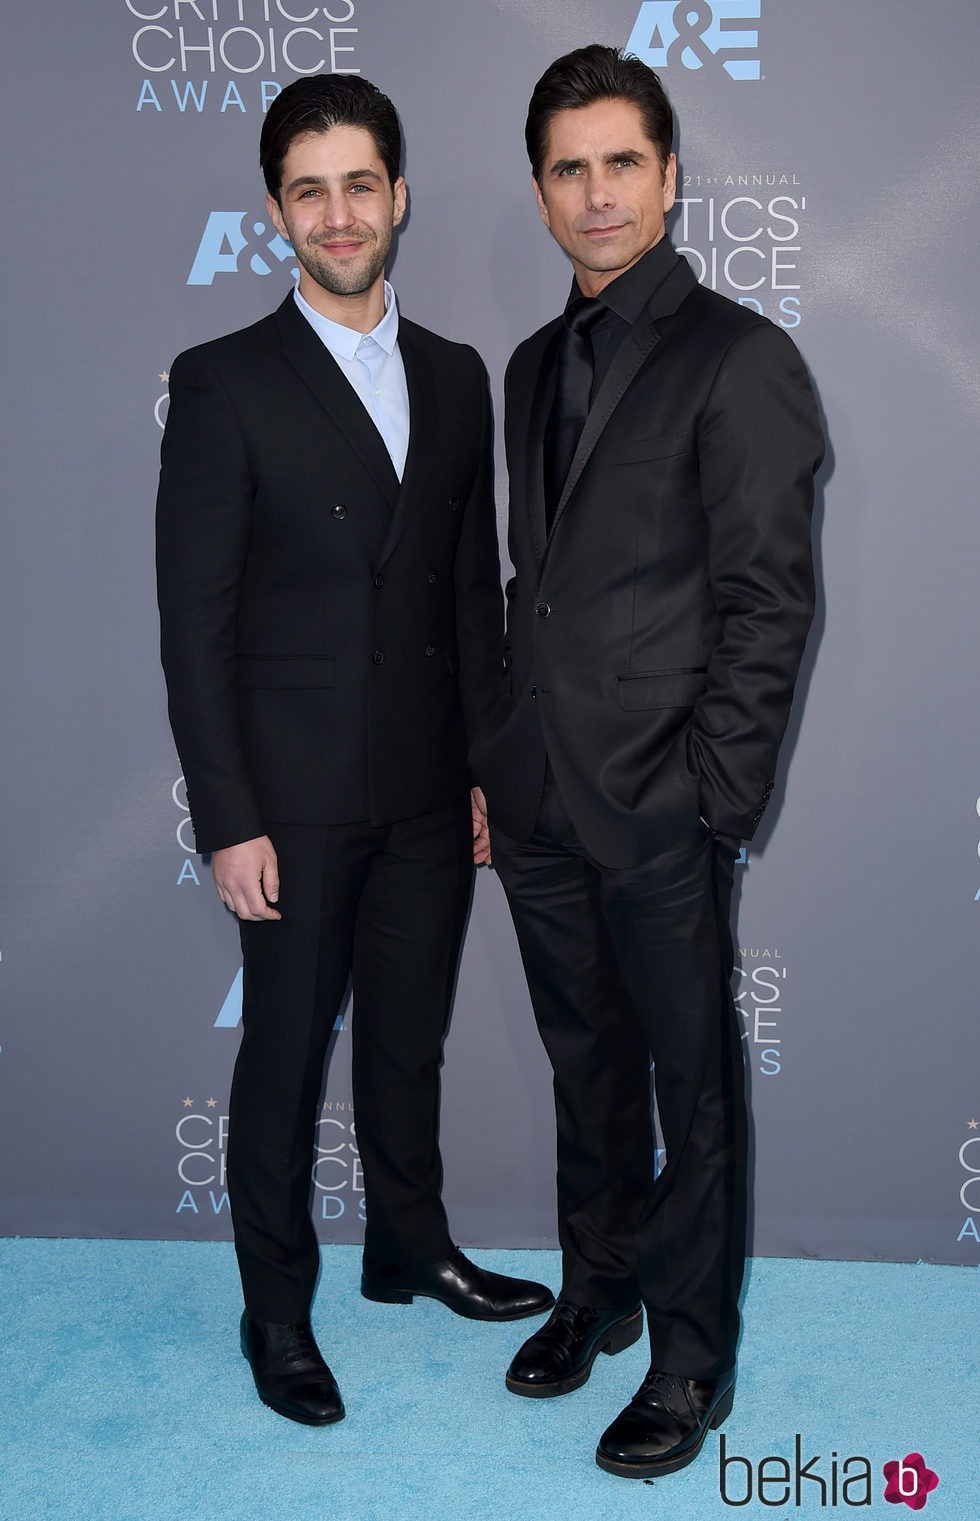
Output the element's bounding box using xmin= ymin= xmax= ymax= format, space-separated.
xmin=236 ymin=656 xmax=335 ymax=689
xmin=611 ymin=431 xmax=689 ymax=465
xmin=616 ymin=668 xmax=707 ymax=710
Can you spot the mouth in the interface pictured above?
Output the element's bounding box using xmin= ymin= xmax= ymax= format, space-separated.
xmin=315 ymin=237 xmax=369 ymax=256
xmin=581 ymin=223 xmax=627 ymax=239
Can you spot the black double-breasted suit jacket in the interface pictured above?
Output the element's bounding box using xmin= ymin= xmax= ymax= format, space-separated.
xmin=475 ymin=246 xmax=824 ymax=866
xmin=156 ymin=292 xmax=503 ymax=854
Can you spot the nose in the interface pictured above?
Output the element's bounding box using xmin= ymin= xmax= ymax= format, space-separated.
xmin=585 ymin=170 xmax=614 ymax=212
xmin=320 ymin=189 xmax=356 ymax=229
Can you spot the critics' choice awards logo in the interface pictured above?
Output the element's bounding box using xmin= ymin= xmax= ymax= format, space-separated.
xmin=675 ymin=178 xmax=807 ymax=327
xmin=155 ymin=368 xmax=170 ymax=429
xmin=626 ymin=1 xmax=762 ymax=82
xmin=175 ymin=1097 xmax=364 ymax=1224
xmin=719 ymin=1437 xmax=940 ymax=1509
xmin=734 ymin=947 xmax=785 ymax=1076
xmin=128 ymin=1 xmax=360 ymax=115
xmin=171 ymin=775 xmax=202 ymax=884
xmin=187 ymin=212 xmax=297 ymax=285
xmin=957 ymin=1115 xmax=980 ymax=1246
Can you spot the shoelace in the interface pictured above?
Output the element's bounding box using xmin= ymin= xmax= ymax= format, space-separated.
xmin=540 ymin=1300 xmax=596 ymax=1336
xmin=639 ymin=1370 xmax=682 ymax=1406
xmin=274 ymin=1324 xmax=318 ymax=1367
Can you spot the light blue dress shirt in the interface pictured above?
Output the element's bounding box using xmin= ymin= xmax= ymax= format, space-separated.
xmin=293 ymin=281 xmax=410 ymax=480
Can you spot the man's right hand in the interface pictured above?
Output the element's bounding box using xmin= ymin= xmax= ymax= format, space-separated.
xmin=211 ymin=836 xmax=282 ymax=921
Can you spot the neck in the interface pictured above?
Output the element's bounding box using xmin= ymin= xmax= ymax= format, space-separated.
xmin=297 ymin=273 xmax=387 ymax=334
xmin=572 ymin=230 xmax=667 ymax=299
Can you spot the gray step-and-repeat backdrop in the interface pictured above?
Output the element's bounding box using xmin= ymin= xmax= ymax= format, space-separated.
xmin=1 ymin=2 xmax=977 ymax=1265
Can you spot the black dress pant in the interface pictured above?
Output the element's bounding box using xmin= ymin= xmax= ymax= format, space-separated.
xmin=227 ymin=798 xmax=472 ymax=1323
xmin=491 ymin=771 xmax=746 ymax=1379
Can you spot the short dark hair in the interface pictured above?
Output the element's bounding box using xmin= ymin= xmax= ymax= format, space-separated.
xmin=525 ymin=44 xmax=674 ymax=182
xmin=260 ymin=74 xmax=402 ymax=200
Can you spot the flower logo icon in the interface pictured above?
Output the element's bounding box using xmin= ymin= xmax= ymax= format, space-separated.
xmin=883 ymin=1453 xmax=939 ymax=1509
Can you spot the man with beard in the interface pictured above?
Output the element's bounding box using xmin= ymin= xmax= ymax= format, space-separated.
xmin=156 ymin=73 xmax=551 ymax=1427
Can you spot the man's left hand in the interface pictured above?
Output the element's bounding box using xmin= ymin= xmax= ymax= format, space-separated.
xmin=471 ymin=785 xmax=491 ymax=866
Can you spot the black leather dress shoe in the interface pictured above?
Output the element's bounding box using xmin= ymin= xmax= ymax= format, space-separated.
xmin=240 ymin=1312 xmax=345 ymax=1426
xmin=361 ymin=1246 xmax=554 ymax=1321
xmin=506 ymin=1300 xmax=644 ymax=1397
xmin=595 ymin=1365 xmax=736 ymax=1477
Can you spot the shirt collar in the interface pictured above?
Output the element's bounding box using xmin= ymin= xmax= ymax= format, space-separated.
xmin=568 ymin=236 xmax=678 ymax=326
xmin=293 ymin=279 xmax=400 ymax=359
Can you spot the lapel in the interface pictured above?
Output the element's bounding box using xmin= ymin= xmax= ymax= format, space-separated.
xmin=523 ymin=326 xmax=561 ymax=565
xmin=376 ymin=319 xmax=436 ymax=566
xmin=273 ymin=294 xmax=400 ymax=508
xmin=545 ymin=251 xmax=698 ymax=545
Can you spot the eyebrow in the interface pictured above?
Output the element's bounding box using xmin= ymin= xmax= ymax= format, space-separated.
xmin=548 ymin=148 xmax=651 ymax=176
xmin=284 ymin=168 xmax=384 ymax=193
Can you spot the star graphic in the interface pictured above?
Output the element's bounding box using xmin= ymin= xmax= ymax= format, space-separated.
xmin=968 ymin=1118 xmax=979 ymax=1130
xmin=182 ymin=1097 xmax=193 ymax=1108
xmin=206 ymin=1097 xmax=218 ymax=1109
xmin=159 ymin=370 xmax=170 ymax=384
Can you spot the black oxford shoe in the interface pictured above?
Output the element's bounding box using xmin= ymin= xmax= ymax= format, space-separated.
xmin=361 ymin=1246 xmax=554 ymax=1321
xmin=506 ymin=1300 xmax=644 ymax=1397
xmin=596 ymin=1366 xmax=736 ymax=1478
xmin=240 ymin=1312 xmax=345 ymax=1426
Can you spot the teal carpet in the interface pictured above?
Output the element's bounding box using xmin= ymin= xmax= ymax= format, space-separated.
xmin=0 ymin=1242 xmax=975 ymax=1520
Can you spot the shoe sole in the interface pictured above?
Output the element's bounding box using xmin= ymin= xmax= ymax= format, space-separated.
xmin=594 ymin=1381 xmax=735 ymax=1478
xmin=361 ymin=1279 xmax=555 ymax=1322
xmin=505 ymin=1307 xmax=644 ymax=1399
xmin=255 ymin=1391 xmax=346 ymax=1426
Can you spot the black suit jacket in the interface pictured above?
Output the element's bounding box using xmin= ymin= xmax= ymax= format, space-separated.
xmin=476 ymin=246 xmax=824 ymax=868
xmin=156 ymin=293 xmax=502 ymax=854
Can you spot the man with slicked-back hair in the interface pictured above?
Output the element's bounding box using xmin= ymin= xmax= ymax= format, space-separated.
xmin=475 ymin=44 xmax=822 ymax=1479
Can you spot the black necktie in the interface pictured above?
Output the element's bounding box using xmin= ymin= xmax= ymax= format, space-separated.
xmin=543 ymin=297 xmax=603 ymax=532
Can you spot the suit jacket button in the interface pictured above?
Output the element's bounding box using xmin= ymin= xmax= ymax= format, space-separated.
xmin=424 ymin=643 xmax=436 ymax=656
xmin=332 ymin=503 xmax=347 ymax=519
xmin=373 ymin=650 xmax=385 ymax=665
xmin=530 ymin=686 xmax=537 ymax=700
xmin=535 ymin=601 xmax=551 ymax=618
xmin=427 ymin=570 xmax=437 ymax=583
xmin=373 ymin=574 xmax=385 ymax=589
xmin=449 ymin=497 xmax=460 ymax=511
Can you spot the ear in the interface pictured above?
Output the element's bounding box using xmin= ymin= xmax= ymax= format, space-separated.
xmin=532 ymin=174 xmax=551 ymax=230
xmin=662 ymin=152 xmax=677 ymax=214
xmin=392 ymin=175 xmax=407 ymax=227
xmin=266 ymin=190 xmax=288 ymax=241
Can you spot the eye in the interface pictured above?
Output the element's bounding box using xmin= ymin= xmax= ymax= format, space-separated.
xmin=612 ymin=156 xmax=637 ymax=169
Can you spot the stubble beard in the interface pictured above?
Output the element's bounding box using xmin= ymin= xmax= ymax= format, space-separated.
xmin=298 ymin=230 xmax=390 ymax=299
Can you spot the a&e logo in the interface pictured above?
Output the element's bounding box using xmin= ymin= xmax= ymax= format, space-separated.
xmin=882 ymin=1453 xmax=939 ymax=1509
xmin=626 ymin=1 xmax=762 ymax=81
xmin=188 ymin=212 xmax=296 ymax=286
